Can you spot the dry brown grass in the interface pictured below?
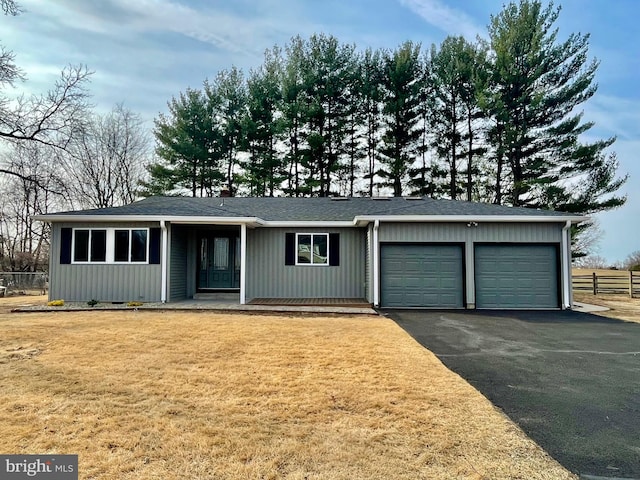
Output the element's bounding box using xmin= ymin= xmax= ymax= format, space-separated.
xmin=0 ymin=309 xmax=574 ymax=480
xmin=574 ymin=292 xmax=640 ymax=324
xmin=573 ymin=268 xmax=629 ymax=277
xmin=0 ymin=294 xmax=48 ymax=309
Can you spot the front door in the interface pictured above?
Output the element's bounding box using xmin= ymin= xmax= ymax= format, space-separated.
xmin=199 ymin=235 xmax=240 ymax=290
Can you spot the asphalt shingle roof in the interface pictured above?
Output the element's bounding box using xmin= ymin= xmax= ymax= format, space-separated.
xmin=45 ymin=196 xmax=576 ymax=221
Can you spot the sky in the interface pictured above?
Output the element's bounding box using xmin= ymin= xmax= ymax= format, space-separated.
xmin=1 ymin=0 xmax=639 ymax=263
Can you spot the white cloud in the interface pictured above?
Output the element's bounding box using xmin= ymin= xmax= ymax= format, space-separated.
xmin=18 ymin=0 xmax=309 ymax=59
xmin=584 ymin=94 xmax=640 ymax=141
xmin=397 ymin=0 xmax=483 ymax=39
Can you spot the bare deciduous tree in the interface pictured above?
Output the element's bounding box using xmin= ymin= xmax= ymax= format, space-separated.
xmin=0 ymin=0 xmax=20 ymax=16
xmin=0 ymin=1 xmax=92 ymax=184
xmin=623 ymin=251 xmax=640 ymax=271
xmin=0 ymin=143 xmax=68 ymax=270
xmin=61 ymin=104 xmax=150 ymax=208
xmin=572 ymin=255 xmax=612 ymax=270
xmin=571 ymin=219 xmax=604 ymax=259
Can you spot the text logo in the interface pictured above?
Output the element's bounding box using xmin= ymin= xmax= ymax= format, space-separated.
xmin=0 ymin=455 xmax=77 ymax=479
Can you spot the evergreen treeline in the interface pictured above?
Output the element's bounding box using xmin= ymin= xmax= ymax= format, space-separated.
xmin=143 ymin=0 xmax=625 ymax=221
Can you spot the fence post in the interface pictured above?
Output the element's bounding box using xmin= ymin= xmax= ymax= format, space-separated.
xmin=592 ymin=272 xmax=598 ymax=295
xmin=631 ymin=271 xmax=634 ymax=299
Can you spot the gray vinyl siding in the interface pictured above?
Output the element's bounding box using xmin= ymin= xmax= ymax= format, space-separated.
xmin=378 ymin=222 xmax=563 ymax=308
xmin=169 ymin=224 xmax=188 ymax=301
xmin=377 ymin=222 xmax=562 ymax=243
xmin=185 ymin=230 xmax=198 ymax=298
xmin=245 ymin=227 xmax=366 ymax=301
xmin=49 ymin=222 xmax=161 ymax=302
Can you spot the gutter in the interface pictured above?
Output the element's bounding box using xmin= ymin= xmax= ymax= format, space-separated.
xmin=353 ymin=214 xmax=586 ymax=226
xmin=160 ymin=220 xmax=168 ymax=304
xmin=33 ymin=214 xmax=587 ymax=228
xmin=373 ymin=219 xmax=380 ymax=307
xmin=32 ymin=214 xmax=263 ymax=226
xmin=562 ymin=220 xmax=572 ymax=309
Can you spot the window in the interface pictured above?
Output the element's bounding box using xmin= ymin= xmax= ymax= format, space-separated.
xmin=285 ymin=232 xmax=339 ymax=267
xmin=73 ymin=229 xmax=106 ymax=263
xmin=213 ymin=237 xmax=229 ymax=270
xmin=114 ymin=229 xmax=148 ymax=263
xmin=71 ymin=228 xmax=148 ymax=264
xmin=296 ymin=233 xmax=328 ymax=265
xmin=114 ymin=230 xmax=130 ymax=262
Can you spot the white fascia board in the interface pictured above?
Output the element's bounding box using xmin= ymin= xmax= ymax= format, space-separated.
xmin=32 ymin=215 xmax=263 ymax=226
xmin=257 ymin=221 xmax=355 ymax=228
xmin=352 ymin=214 xmax=587 ymax=226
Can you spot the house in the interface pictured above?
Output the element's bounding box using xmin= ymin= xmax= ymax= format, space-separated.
xmin=34 ymin=196 xmax=584 ymax=309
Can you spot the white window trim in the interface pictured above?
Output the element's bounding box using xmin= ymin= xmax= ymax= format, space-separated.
xmin=295 ymin=232 xmax=329 ymax=266
xmin=71 ymin=228 xmax=107 ymax=264
xmin=113 ymin=228 xmax=150 ymax=264
xmin=71 ymin=227 xmax=150 ymax=265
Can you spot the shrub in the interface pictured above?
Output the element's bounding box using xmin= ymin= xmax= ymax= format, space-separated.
xmin=48 ymin=299 xmax=64 ymax=307
xmin=127 ymin=301 xmax=143 ymax=307
xmin=87 ymin=299 xmax=99 ymax=307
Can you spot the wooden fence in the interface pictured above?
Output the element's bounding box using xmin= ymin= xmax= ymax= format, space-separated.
xmin=572 ymin=271 xmax=640 ymax=297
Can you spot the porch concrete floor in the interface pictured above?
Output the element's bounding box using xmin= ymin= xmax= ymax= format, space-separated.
xmin=249 ymin=298 xmax=372 ymax=308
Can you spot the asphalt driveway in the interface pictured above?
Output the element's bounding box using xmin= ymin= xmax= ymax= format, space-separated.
xmin=386 ymin=309 xmax=640 ymax=479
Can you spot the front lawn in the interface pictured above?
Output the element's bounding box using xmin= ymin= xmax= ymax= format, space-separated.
xmin=0 ymin=307 xmax=573 ymax=479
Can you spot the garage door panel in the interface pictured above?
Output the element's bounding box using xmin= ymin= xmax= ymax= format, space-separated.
xmin=475 ymin=244 xmax=558 ymax=309
xmin=381 ymin=244 xmax=464 ymax=308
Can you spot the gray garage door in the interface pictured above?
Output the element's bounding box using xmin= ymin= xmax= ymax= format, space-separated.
xmin=475 ymin=244 xmax=559 ymax=309
xmin=381 ymin=244 xmax=464 ymax=308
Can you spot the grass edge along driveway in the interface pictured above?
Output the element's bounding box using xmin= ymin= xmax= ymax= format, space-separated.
xmin=0 ymin=307 xmax=574 ymax=479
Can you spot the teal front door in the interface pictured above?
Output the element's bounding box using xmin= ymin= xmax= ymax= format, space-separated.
xmin=199 ymin=235 xmax=240 ymax=290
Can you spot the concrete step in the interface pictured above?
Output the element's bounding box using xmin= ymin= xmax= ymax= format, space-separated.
xmin=193 ymin=292 xmax=240 ymax=302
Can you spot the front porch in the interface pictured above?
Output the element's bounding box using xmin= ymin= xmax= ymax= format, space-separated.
xmin=249 ymin=297 xmax=371 ymax=308
xmin=169 ymin=223 xmax=368 ymax=306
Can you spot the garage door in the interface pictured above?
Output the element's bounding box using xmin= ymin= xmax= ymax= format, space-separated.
xmin=475 ymin=244 xmax=559 ymax=309
xmin=381 ymin=244 xmax=464 ymax=308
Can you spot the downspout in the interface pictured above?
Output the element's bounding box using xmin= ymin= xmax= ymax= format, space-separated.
xmin=562 ymin=220 xmax=572 ymax=310
xmin=160 ymin=220 xmax=168 ymax=304
xmin=240 ymin=223 xmax=247 ymax=305
xmin=373 ymin=219 xmax=380 ymax=307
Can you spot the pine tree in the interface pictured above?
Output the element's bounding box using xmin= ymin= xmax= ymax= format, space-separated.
xmin=242 ymin=48 xmax=285 ymax=196
xmin=148 ymin=88 xmax=222 ymax=196
xmin=299 ymin=34 xmax=357 ymax=196
xmin=378 ymin=42 xmax=424 ymax=197
xmin=281 ymin=36 xmax=307 ymax=197
xmin=359 ymin=48 xmax=384 ymax=197
xmin=487 ymin=0 xmax=625 ymax=211
xmin=206 ymin=66 xmax=247 ymax=194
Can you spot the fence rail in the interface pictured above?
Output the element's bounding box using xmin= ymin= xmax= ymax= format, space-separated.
xmin=0 ymin=272 xmax=48 ymax=296
xmin=572 ymin=271 xmax=640 ymax=297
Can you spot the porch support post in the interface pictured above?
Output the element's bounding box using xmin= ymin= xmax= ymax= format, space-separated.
xmin=160 ymin=220 xmax=168 ymax=303
xmin=240 ymin=223 xmax=247 ymax=305
xmin=373 ymin=219 xmax=380 ymax=307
